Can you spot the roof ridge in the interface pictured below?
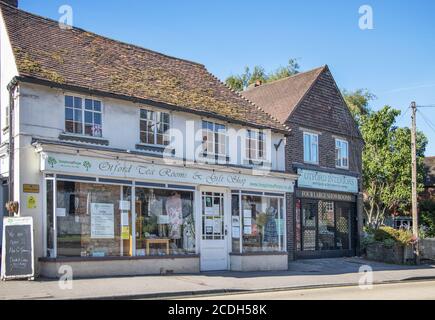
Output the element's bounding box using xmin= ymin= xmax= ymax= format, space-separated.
xmin=244 ymin=65 xmax=326 ymax=92
xmin=0 ymin=2 xmax=206 ymax=68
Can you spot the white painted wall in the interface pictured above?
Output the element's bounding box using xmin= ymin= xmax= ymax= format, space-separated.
xmin=18 ymin=83 xmax=287 ymax=171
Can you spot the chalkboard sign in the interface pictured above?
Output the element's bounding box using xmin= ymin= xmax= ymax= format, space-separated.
xmin=1 ymin=217 xmax=34 ymax=280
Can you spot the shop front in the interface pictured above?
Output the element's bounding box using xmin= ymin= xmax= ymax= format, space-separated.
xmin=294 ymin=169 xmax=360 ymax=259
xmin=38 ymin=149 xmax=296 ymax=277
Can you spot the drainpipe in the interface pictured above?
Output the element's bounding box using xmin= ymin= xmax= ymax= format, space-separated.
xmin=7 ymin=81 xmax=16 ymax=204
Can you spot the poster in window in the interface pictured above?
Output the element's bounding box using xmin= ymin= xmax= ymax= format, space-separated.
xmin=232 ymin=226 xmax=240 ymax=239
xmin=91 ymin=203 xmax=114 ymax=239
xmin=243 ymin=209 xmax=252 ymax=218
xmin=243 ymin=226 xmax=252 ymax=235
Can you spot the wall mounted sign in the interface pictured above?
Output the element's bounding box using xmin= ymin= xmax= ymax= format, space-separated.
xmin=23 ymin=184 xmax=40 ymax=194
xmin=297 ymin=169 xmax=358 ymax=194
xmin=41 ymin=152 xmax=295 ymax=193
xmin=26 ymin=196 xmax=37 ymax=209
xmin=296 ymin=190 xmax=357 ymax=202
xmin=1 ymin=217 xmax=35 ymax=280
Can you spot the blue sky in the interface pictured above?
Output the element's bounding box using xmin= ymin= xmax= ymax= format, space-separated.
xmin=19 ymin=0 xmax=435 ymax=155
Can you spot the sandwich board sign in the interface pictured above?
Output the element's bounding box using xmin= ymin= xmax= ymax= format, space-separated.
xmin=1 ymin=217 xmax=35 ymax=280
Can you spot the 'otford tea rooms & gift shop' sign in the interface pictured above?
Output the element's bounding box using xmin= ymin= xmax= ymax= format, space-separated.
xmin=41 ymin=153 xmax=294 ymax=193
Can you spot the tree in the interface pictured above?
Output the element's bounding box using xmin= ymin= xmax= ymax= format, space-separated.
xmin=342 ymin=89 xmax=376 ymax=120
xmin=268 ymin=58 xmax=300 ymax=82
xmin=225 ymin=58 xmax=300 ymax=91
xmin=361 ymin=106 xmax=427 ymax=228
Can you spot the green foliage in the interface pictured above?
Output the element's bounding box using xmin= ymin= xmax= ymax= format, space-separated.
xmin=368 ymin=226 xmax=414 ymax=246
xmin=342 ymin=89 xmax=375 ymax=121
xmin=420 ymin=199 xmax=435 ymax=237
xmin=225 ymin=59 xmax=300 ymax=91
xmin=360 ymin=106 xmax=428 ymax=227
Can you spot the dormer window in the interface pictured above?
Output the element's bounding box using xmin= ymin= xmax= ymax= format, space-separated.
xmin=65 ymin=95 xmax=102 ymax=137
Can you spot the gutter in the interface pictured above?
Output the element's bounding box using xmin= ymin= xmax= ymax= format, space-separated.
xmin=10 ymin=76 xmax=291 ymax=136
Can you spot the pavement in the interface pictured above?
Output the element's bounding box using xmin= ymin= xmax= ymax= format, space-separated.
xmin=1 ymin=257 xmax=435 ymax=300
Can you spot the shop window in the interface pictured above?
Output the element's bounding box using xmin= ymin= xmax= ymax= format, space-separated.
xmin=65 ymin=95 xmax=102 ymax=137
xmin=303 ymin=132 xmax=319 ymax=164
xmin=246 ymin=129 xmax=266 ymax=162
xmin=335 ymin=139 xmax=349 ymax=169
xmin=46 ymin=179 xmax=54 ymax=257
xmin=139 ymin=109 xmax=170 ymax=146
xmin=135 ymin=188 xmax=195 ymax=256
xmin=54 ymin=181 xmax=132 ymax=258
xmin=231 ymin=195 xmax=241 ymax=253
xmin=202 ymin=121 xmax=227 ymax=156
xmin=240 ymin=195 xmax=285 ymax=252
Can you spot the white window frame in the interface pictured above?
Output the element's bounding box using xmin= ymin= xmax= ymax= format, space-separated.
xmin=335 ymin=138 xmax=349 ymax=169
xmin=139 ymin=108 xmax=171 ymax=146
xmin=246 ymin=129 xmax=266 ymax=162
xmin=64 ymin=95 xmax=103 ymax=138
xmin=202 ymin=120 xmax=227 ymax=157
xmin=303 ymin=132 xmax=319 ymax=164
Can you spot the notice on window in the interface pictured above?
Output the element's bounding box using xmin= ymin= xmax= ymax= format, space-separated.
xmin=243 ymin=226 xmax=252 ymax=235
xmin=232 ymin=226 xmax=240 ymax=239
xmin=91 ymin=203 xmax=114 ymax=239
xmin=243 ymin=209 xmax=252 ymax=218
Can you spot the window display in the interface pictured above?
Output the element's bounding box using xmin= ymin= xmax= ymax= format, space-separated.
xmin=54 ymin=181 xmax=131 ymax=258
xmin=231 ymin=194 xmax=285 ymax=253
xmin=135 ymin=188 xmax=195 ymax=256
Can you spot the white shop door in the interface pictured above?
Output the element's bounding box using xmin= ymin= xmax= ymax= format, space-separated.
xmin=200 ymin=190 xmax=230 ymax=271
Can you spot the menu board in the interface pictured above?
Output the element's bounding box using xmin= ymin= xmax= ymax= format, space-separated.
xmin=1 ymin=217 xmax=34 ymax=280
xmin=91 ymin=203 xmax=115 ymax=239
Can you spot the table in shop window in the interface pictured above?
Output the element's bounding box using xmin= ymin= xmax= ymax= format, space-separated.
xmin=145 ymin=239 xmax=170 ymax=255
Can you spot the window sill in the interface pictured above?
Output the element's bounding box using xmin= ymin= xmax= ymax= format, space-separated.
xmin=136 ymin=143 xmax=175 ymax=155
xmin=199 ymin=153 xmax=230 ymax=163
xmin=39 ymin=254 xmax=199 ymax=263
xmin=230 ymin=252 xmax=288 ymax=256
xmin=336 ymin=166 xmax=350 ymax=170
xmin=59 ymin=133 xmax=109 ymax=146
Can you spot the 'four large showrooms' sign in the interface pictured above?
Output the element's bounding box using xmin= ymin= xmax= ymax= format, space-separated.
xmin=41 ymin=153 xmax=295 ymax=193
xmin=297 ymin=169 xmax=358 ymax=194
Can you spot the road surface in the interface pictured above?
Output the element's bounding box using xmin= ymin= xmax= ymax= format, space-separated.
xmin=178 ymin=280 xmax=435 ymax=300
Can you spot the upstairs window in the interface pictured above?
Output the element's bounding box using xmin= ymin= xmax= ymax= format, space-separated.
xmin=140 ymin=109 xmax=170 ymax=146
xmin=65 ymin=96 xmax=102 ymax=137
xmin=246 ymin=129 xmax=266 ymax=161
xmin=336 ymin=139 xmax=349 ymax=169
xmin=303 ymin=132 xmax=319 ymax=164
xmin=202 ymin=121 xmax=226 ymax=156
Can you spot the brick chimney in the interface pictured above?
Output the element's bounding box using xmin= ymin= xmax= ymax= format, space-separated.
xmin=4 ymin=0 xmax=18 ymax=7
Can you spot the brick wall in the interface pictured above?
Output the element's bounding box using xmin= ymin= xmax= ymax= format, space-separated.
xmin=284 ymin=68 xmax=364 ymax=259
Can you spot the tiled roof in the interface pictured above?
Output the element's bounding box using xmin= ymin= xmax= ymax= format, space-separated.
xmin=425 ymin=157 xmax=435 ymax=187
xmin=0 ymin=2 xmax=288 ymax=133
xmin=242 ymin=66 xmax=326 ymax=124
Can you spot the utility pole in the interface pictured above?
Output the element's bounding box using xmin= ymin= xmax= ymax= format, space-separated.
xmin=411 ymin=101 xmax=419 ymax=264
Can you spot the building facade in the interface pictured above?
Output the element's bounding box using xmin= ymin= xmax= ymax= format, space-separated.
xmin=0 ymin=3 xmax=298 ymax=277
xmin=423 ymin=157 xmax=435 ymax=200
xmin=243 ymin=66 xmax=364 ymax=260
